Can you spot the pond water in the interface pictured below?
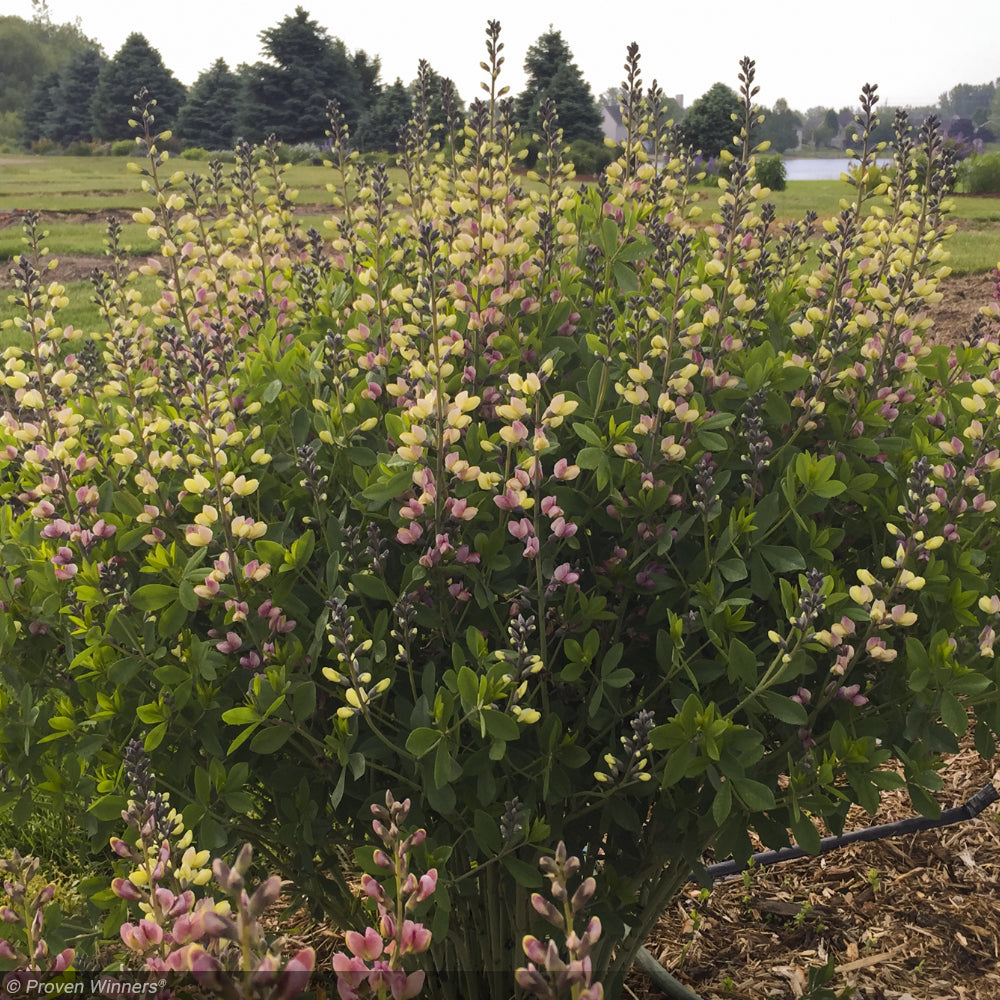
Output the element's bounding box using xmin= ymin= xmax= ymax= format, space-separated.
xmin=783 ymin=157 xmax=894 ymax=181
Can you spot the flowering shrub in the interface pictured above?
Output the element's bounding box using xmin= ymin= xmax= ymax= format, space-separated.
xmin=2 ymin=25 xmax=1000 ymax=998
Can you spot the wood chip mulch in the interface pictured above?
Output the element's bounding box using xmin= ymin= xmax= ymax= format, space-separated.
xmin=628 ymin=738 xmax=1000 ymax=999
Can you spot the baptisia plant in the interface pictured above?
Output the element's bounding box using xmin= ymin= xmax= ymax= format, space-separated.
xmin=1 ymin=22 xmax=1000 ymax=999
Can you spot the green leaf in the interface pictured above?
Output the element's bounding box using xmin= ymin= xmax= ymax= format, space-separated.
xmin=473 ymin=809 xmax=502 ymax=855
xmin=130 ymin=584 xmax=178 ymax=611
xmin=88 ymin=794 xmax=126 ymax=821
xmin=576 ymin=446 xmax=605 ymax=470
xmin=501 ymin=856 xmax=543 ymax=888
xmin=109 ymin=656 xmax=143 ymax=685
xmin=456 ymin=666 xmax=480 ymax=710
xmin=482 ymin=709 xmax=519 ymax=742
xmin=612 ymin=260 xmax=638 ymax=292
xmin=177 ymin=580 xmax=199 ymax=612
xmin=361 ymin=470 xmax=414 ymax=504
xmin=615 ymin=237 xmax=653 ymax=262
xmin=250 ymin=725 xmax=292 ymax=754
xmin=350 ymin=572 xmax=394 ymax=602
xmin=907 ymin=783 xmax=942 ymax=818
xmin=727 ymin=639 xmax=758 ymax=686
xmin=712 ymin=781 xmax=732 ymax=827
xmin=144 ymin=722 xmax=168 ymax=752
xmin=136 ymin=703 xmax=164 ymax=725
xmin=406 ymin=727 xmax=440 ymax=758
xmin=732 ymin=777 xmax=776 ymax=811
xmin=758 ymin=689 xmax=807 ymax=726
xmin=939 ymin=691 xmax=967 ymax=736
xmin=434 ymin=740 xmax=456 ymax=789
xmin=789 ymin=813 xmax=822 ymax=854
xmin=221 ymin=706 xmax=260 ymax=726
xmin=760 ymin=545 xmax=807 ymax=573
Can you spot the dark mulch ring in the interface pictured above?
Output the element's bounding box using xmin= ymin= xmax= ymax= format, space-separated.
xmin=629 ymin=739 xmax=1000 ymax=1000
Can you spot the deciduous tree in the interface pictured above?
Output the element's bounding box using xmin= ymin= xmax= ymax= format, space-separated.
xmin=759 ymin=97 xmax=801 ymax=153
xmin=680 ymin=81 xmax=741 ymax=158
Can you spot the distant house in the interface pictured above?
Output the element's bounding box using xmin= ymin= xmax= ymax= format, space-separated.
xmin=601 ymin=94 xmax=684 ymax=145
xmin=601 ymin=103 xmax=627 ymax=144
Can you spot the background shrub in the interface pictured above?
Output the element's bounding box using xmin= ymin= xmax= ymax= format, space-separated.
xmin=754 ymin=152 xmax=786 ymax=190
xmin=957 ymin=151 xmax=1000 ymax=193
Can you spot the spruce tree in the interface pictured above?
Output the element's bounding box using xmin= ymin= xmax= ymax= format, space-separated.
xmin=356 ymin=78 xmax=411 ymax=152
xmin=238 ymin=7 xmax=366 ymax=144
xmin=176 ymin=59 xmax=242 ymax=149
xmin=90 ymin=33 xmax=186 ymax=140
xmin=47 ymin=47 xmax=107 ymax=144
xmin=515 ymin=29 xmax=602 ymax=143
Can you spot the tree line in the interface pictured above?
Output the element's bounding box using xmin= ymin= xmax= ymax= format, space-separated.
xmin=1 ymin=8 xmax=607 ymax=153
xmin=1 ymin=4 xmax=997 ymax=158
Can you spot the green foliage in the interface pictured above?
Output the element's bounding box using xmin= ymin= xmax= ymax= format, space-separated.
xmin=680 ymin=81 xmax=742 ymax=158
xmin=515 ymin=29 xmax=603 ymax=144
xmin=89 ymin=33 xmax=187 ymax=142
xmin=759 ymin=98 xmax=801 ymax=153
xmin=566 ymin=138 xmax=614 ymax=176
xmin=957 ymin=152 xmax=1000 ymax=194
xmin=2 ymin=36 xmax=1000 ymax=1000
xmin=938 ymin=81 xmax=996 ymax=120
xmin=754 ymin=153 xmax=786 ymax=190
xmin=238 ymin=7 xmax=367 ymax=143
xmin=357 ymin=78 xmax=411 ymax=152
xmin=24 ymin=47 xmax=107 ymax=145
xmin=0 ymin=13 xmax=98 ymax=116
xmin=176 ymin=59 xmax=242 ymax=151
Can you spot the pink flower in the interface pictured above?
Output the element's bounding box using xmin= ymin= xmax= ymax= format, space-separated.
xmin=216 ymin=632 xmax=242 ymax=655
xmin=508 ymin=518 xmax=534 ymax=540
xmin=552 ymin=563 xmax=579 ymax=586
xmin=345 ymin=927 xmax=383 ymax=961
xmin=397 ymin=523 xmax=424 ymax=545
xmin=550 ymin=517 xmax=577 ymax=539
xmin=398 ymin=919 xmax=432 ymax=955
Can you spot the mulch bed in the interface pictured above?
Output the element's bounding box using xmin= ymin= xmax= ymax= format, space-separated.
xmin=630 ymin=740 xmax=1000 ymax=999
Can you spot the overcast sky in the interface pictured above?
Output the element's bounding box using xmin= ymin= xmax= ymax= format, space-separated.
xmin=7 ymin=0 xmax=1000 ymax=113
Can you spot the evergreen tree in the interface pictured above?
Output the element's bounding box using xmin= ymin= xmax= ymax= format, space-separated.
xmin=239 ymin=7 xmax=366 ymax=144
xmin=680 ymin=82 xmax=741 ymax=158
xmin=46 ymin=47 xmax=107 ymax=144
xmin=515 ymin=29 xmax=602 ymax=143
xmin=177 ymin=59 xmax=242 ymax=149
xmin=23 ymin=71 xmax=60 ymax=142
xmin=90 ymin=33 xmax=186 ymax=140
xmin=357 ymin=78 xmax=411 ymax=152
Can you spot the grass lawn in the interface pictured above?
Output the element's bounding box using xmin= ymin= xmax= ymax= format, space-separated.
xmin=2 ymin=157 xmax=997 ymax=345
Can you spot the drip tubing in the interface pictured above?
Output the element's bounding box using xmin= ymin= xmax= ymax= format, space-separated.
xmin=631 ymin=782 xmax=998 ymax=999
xmin=694 ymin=781 xmax=999 ymax=883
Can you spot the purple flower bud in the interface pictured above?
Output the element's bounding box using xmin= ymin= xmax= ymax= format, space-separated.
xmin=248 ymin=876 xmax=282 ymax=919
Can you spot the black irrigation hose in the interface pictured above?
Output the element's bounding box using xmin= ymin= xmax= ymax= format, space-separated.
xmin=694 ymin=781 xmax=999 ymax=883
xmin=635 ymin=782 xmax=999 ymax=999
